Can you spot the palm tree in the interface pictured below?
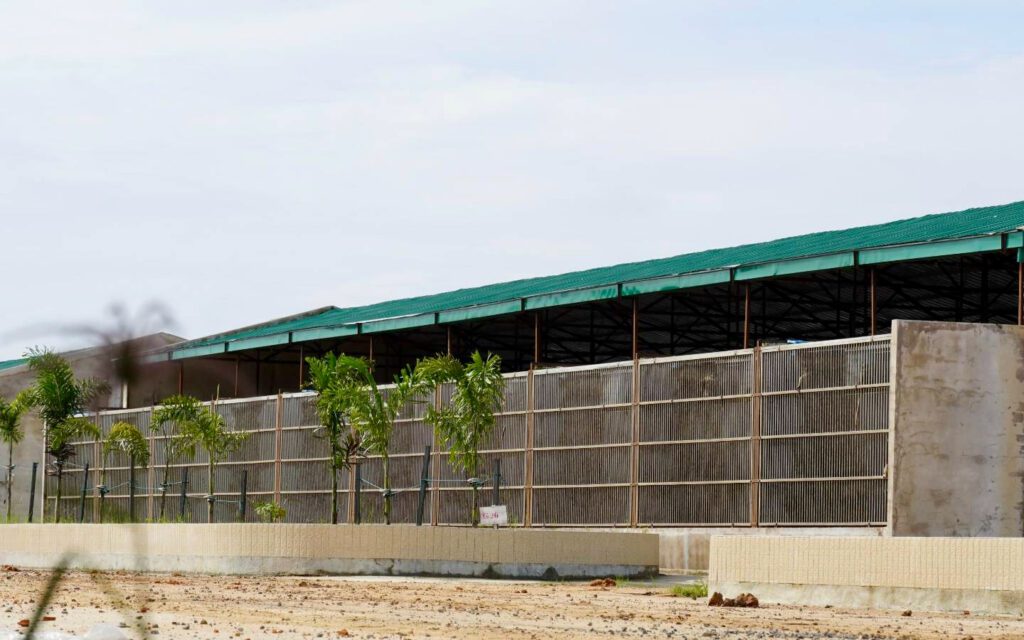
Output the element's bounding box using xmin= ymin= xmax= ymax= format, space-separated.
xmin=20 ymin=349 xmax=108 ymax=522
xmin=0 ymin=393 xmax=29 ymax=521
xmin=419 ymin=352 xmax=505 ymax=526
xmin=102 ymin=421 xmax=149 ymax=522
xmin=306 ymin=353 xmax=367 ymax=524
xmin=169 ymin=399 xmax=247 ymax=522
xmin=309 ymin=355 xmax=428 ymax=524
xmin=151 ymin=395 xmax=201 ymax=520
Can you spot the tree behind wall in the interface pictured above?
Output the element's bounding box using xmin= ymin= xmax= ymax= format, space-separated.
xmin=419 ymin=352 xmax=505 ymax=526
xmin=151 ymin=395 xmax=201 ymax=520
xmin=102 ymin=421 xmax=150 ymax=522
xmin=20 ymin=349 xmax=107 ymax=523
xmin=307 ymin=354 xmax=427 ymax=524
xmin=155 ymin=396 xmax=247 ymax=522
xmin=0 ymin=393 xmax=29 ymax=521
xmin=305 ymin=353 xmax=367 ymax=525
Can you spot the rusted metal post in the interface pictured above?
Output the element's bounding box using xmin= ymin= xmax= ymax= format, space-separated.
xmin=27 ymin=462 xmax=38 ymax=523
xmin=416 ymin=445 xmax=431 ymax=526
xmin=446 ymin=326 xmax=453 ymax=356
xmin=629 ymin=355 xmax=640 ymax=527
xmin=1018 ymin=261 xmax=1023 ymax=326
xmin=743 ymin=284 xmax=751 ymax=349
xmin=430 ymin=386 xmax=441 ymax=526
xmin=631 ymin=297 xmax=639 ymax=358
xmin=177 ymin=362 xmax=184 ymax=395
xmin=297 ymin=345 xmax=304 ymax=389
xmin=750 ymin=345 xmax=762 ymax=527
xmin=274 ymin=393 xmax=283 ymax=505
xmin=78 ymin=463 xmax=90 ymax=523
xmin=870 ymin=268 xmax=877 ymax=336
xmin=524 ymin=366 xmax=535 ymax=527
xmin=233 ymin=357 xmax=240 ymax=397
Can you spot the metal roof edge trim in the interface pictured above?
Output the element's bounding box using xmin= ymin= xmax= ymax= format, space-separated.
xmin=735 ymin=252 xmax=855 ymax=281
xmin=858 ymin=235 xmax=1004 ymax=266
xmin=1006 ymin=231 xmax=1023 ymax=249
xmin=227 ymin=334 xmax=291 ymax=352
xmin=291 ymin=325 xmax=360 ymax=342
xmin=523 ymin=284 xmax=620 ymax=310
xmin=141 ymin=353 xmax=170 ymax=365
xmin=171 ymin=343 xmax=226 ymax=360
xmin=438 ymin=299 xmax=523 ymax=324
xmin=621 ymin=269 xmax=731 ymax=296
xmin=361 ymin=313 xmax=437 ymax=334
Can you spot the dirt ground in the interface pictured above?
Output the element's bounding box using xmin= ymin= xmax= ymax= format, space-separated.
xmin=2 ymin=567 xmax=1023 ymax=639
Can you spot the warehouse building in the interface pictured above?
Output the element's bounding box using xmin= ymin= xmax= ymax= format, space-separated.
xmin=6 ymin=200 xmax=1024 ymax=571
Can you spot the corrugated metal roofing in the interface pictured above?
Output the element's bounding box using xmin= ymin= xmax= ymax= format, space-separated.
xmin=163 ymin=199 xmax=1024 ymax=358
xmin=0 ymin=357 xmax=27 ymax=372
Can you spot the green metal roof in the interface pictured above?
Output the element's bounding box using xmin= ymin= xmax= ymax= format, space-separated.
xmin=0 ymin=357 xmax=27 ymax=372
xmin=155 ymin=199 xmax=1024 ymax=361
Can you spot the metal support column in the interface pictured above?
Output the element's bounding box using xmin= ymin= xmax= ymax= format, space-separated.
xmin=750 ymin=346 xmax=762 ymax=527
xmin=273 ymin=393 xmax=283 ymax=504
xmin=870 ymin=268 xmax=877 ymax=336
xmin=524 ymin=366 xmax=535 ymax=527
xmin=743 ymin=284 xmax=751 ymax=349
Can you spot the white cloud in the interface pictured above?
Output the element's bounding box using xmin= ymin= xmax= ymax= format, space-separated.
xmin=1 ymin=2 xmax=1023 ymax=359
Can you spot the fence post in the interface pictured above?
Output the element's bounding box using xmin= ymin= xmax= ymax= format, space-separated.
xmin=491 ymin=458 xmax=501 ymax=506
xmin=147 ymin=418 xmax=155 ymax=521
xmin=415 ymin=445 xmax=431 ymax=526
xmin=238 ymin=469 xmax=248 ymax=522
xmin=430 ymin=386 xmax=441 ymax=526
xmin=78 ymin=463 xmax=90 ymax=523
xmin=524 ymin=366 xmax=535 ymax=527
xmin=630 ymin=356 xmax=640 ymax=527
xmin=354 ymin=464 xmax=362 ymax=525
xmin=93 ymin=435 xmax=101 ymax=523
xmin=129 ymin=460 xmax=136 ymax=523
xmin=27 ymin=462 xmax=38 ymax=523
xmin=274 ymin=393 xmax=283 ymax=505
xmin=750 ymin=345 xmax=763 ymax=527
xmin=179 ymin=466 xmax=189 ymax=522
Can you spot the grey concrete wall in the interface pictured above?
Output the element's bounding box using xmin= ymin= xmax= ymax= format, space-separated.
xmin=0 ymin=354 xmax=118 ymax=522
xmin=0 ymin=336 xmax=180 ymax=520
xmin=889 ymin=320 xmax=1024 ymax=536
xmin=0 ymin=523 xmax=659 ymax=579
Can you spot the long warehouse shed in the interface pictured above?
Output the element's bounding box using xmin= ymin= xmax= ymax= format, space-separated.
xmin=120 ymin=199 xmax=1024 ymax=405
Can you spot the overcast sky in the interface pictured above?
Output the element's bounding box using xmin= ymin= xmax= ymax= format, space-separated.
xmin=2 ymin=1 xmax=1023 ymax=360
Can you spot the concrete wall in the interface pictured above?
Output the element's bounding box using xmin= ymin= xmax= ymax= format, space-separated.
xmin=889 ymin=320 xmax=1024 ymax=536
xmin=0 ymin=335 xmax=181 ymax=520
xmin=0 ymin=523 xmax=659 ymax=579
xmin=652 ymin=526 xmax=884 ymax=573
xmin=710 ymin=535 xmax=1024 ymax=615
xmin=0 ymin=353 xmax=122 ymax=522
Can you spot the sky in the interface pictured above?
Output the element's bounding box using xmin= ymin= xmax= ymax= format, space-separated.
xmin=1 ymin=1 xmax=1023 ymax=360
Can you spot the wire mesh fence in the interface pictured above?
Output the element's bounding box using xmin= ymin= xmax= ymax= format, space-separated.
xmin=44 ymin=335 xmax=891 ymax=527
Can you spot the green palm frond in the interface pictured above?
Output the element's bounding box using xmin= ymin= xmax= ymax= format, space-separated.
xmin=104 ymin=421 xmax=150 ymax=466
xmin=0 ymin=396 xmax=27 ymax=446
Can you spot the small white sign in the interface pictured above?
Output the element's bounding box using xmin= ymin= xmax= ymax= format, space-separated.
xmin=479 ymin=505 xmax=508 ymax=526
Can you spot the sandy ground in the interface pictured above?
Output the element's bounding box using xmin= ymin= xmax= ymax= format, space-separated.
xmin=2 ymin=567 xmax=1024 ymax=639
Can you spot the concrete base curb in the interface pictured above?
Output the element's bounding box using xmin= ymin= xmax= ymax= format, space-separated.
xmin=0 ymin=524 xmax=659 ymax=580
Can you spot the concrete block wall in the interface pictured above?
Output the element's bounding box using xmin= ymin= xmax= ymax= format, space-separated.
xmin=710 ymin=535 xmax=1024 ymax=615
xmin=0 ymin=524 xmax=659 ymax=579
xmin=889 ymin=321 xmax=1024 ymax=537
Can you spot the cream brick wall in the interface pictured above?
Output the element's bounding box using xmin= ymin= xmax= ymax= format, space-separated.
xmin=0 ymin=524 xmax=658 ymax=578
xmin=710 ymin=536 xmax=1024 ymax=592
